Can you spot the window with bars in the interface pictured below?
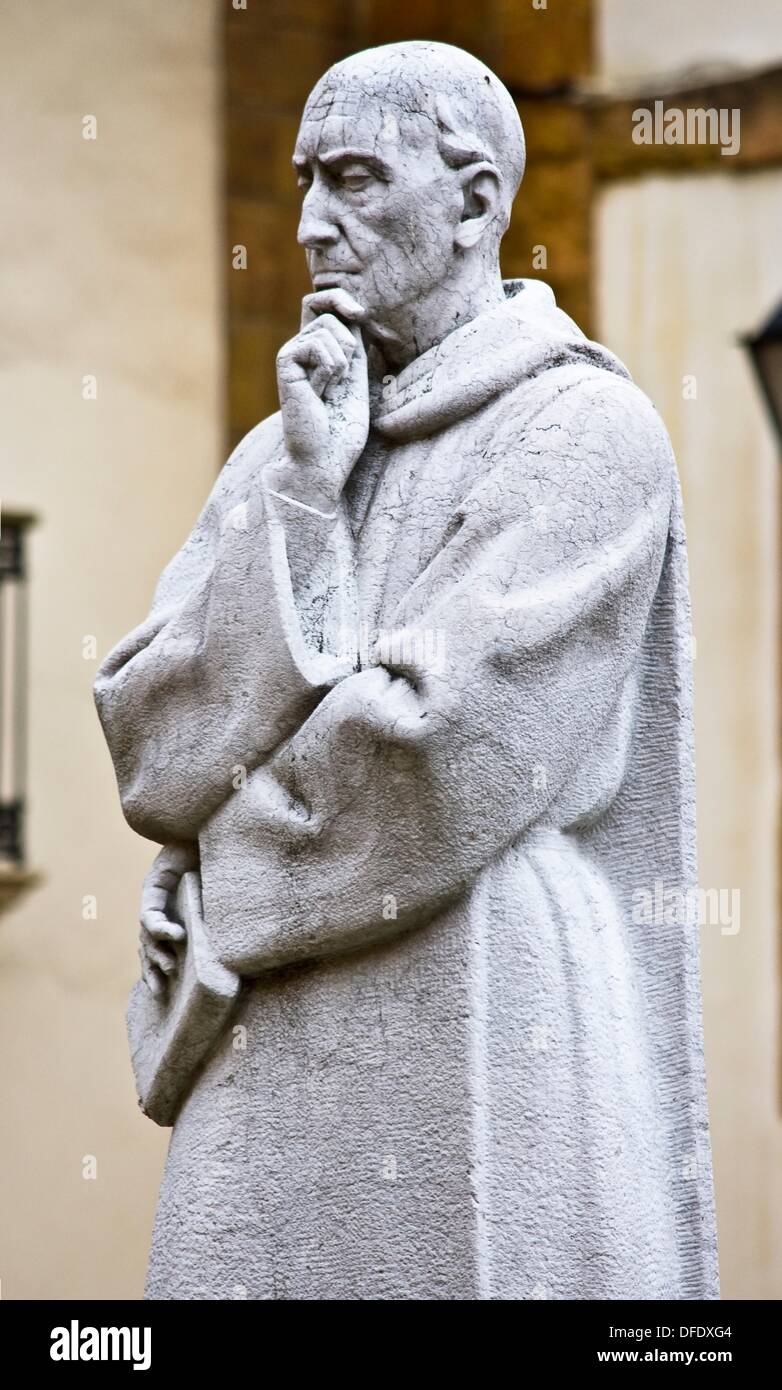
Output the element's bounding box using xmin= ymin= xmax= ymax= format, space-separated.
xmin=0 ymin=511 xmax=33 ymax=869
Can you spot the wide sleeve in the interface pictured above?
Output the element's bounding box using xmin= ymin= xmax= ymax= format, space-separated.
xmin=93 ymin=418 xmax=358 ymax=844
xmin=199 ymin=375 xmax=676 ymax=975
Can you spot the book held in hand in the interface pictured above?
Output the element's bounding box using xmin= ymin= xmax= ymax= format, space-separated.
xmin=127 ymin=870 xmax=241 ymax=1127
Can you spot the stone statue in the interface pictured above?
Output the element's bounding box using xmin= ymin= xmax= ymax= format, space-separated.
xmin=95 ymin=40 xmax=720 ymax=1300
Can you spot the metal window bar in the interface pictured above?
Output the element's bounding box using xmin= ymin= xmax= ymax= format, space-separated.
xmin=0 ymin=514 xmax=31 ymax=865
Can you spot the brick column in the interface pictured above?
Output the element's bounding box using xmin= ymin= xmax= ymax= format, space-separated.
xmin=224 ymin=0 xmax=593 ymax=445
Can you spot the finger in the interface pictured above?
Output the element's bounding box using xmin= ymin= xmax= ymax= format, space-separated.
xmin=300 ymin=314 xmax=357 ymax=357
xmin=142 ymin=934 xmax=178 ymax=975
xmin=139 ymin=946 xmax=164 ymax=998
xmin=142 ymin=842 xmax=197 ymax=894
xmin=278 ymin=330 xmax=348 ymax=396
xmin=140 ymin=906 xmax=186 ymax=943
xmin=303 ymin=344 xmax=338 ymax=398
xmin=310 ymin=363 xmax=336 ymax=398
xmin=309 ymin=331 xmax=354 ymax=381
xmin=295 ymin=334 xmax=348 ymax=397
xmin=282 ymin=332 xmax=337 ymax=375
xmin=140 ymin=882 xmax=172 ymax=913
xmin=301 ymin=288 xmax=367 ymax=328
xmin=139 ymin=879 xmax=185 ymax=931
xmin=304 ymin=328 xmax=349 ymax=376
xmin=142 ymin=862 xmax=186 ymax=896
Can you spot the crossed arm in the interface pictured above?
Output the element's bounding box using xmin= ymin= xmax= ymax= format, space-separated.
xmin=202 ymin=384 xmax=673 ymax=976
xmin=96 ymin=371 xmax=673 ymax=988
xmin=95 ymin=430 xmax=359 ymax=993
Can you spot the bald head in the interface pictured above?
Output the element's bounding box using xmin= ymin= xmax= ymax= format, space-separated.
xmin=304 ymin=42 xmax=525 ymax=235
xmin=293 ymin=42 xmax=524 ymax=361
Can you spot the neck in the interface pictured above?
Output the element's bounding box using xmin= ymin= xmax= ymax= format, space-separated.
xmin=366 ymin=259 xmax=506 ymax=374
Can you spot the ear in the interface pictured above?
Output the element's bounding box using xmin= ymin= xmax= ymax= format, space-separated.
xmin=454 ymin=163 xmax=502 ymax=250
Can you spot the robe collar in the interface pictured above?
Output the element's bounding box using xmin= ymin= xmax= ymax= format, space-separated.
xmin=370 ymin=278 xmax=631 ymax=442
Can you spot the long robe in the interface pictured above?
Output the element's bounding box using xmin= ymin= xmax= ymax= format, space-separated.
xmin=95 ymin=278 xmax=720 ymax=1300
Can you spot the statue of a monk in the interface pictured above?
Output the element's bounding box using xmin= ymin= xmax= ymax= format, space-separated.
xmin=95 ymin=40 xmax=720 ymax=1300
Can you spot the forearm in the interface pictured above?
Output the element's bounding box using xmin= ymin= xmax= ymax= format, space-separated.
xmin=262 ymin=460 xmax=358 ymax=659
xmin=95 ymin=482 xmax=358 ymax=842
xmin=199 ymin=443 xmax=672 ymax=975
xmin=201 ymin=556 xmax=657 ymax=978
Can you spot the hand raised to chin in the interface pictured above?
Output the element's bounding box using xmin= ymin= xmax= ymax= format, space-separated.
xmin=271 ymin=287 xmax=370 ymax=515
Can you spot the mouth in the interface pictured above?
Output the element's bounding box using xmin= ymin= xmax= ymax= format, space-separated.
xmin=312 ymin=269 xmax=360 ymax=288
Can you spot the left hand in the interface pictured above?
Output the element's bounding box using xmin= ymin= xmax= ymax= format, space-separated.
xmin=138 ymin=842 xmax=198 ymax=997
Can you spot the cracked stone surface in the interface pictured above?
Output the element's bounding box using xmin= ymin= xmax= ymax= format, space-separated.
xmin=94 ymin=40 xmax=720 ymax=1300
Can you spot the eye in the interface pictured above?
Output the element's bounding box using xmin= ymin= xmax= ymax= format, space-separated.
xmin=337 ymin=166 xmax=373 ymax=192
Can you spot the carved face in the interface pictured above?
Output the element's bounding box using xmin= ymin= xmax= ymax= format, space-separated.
xmin=293 ymin=89 xmax=465 ymax=321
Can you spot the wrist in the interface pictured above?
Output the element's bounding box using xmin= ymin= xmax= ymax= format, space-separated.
xmin=264 ymin=459 xmax=340 ymax=517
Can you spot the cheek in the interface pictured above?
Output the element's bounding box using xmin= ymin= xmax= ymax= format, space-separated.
xmin=366 ymin=182 xmax=457 ymax=271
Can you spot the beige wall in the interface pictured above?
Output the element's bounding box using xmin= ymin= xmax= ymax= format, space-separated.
xmin=599 ymin=0 xmax=782 ymax=81
xmin=597 ymin=170 xmax=782 ymax=1298
xmin=2 ymin=0 xmax=780 ymax=1304
xmin=0 ymin=0 xmax=222 ymax=1297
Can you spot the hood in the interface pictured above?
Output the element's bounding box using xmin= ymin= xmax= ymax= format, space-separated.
xmin=371 ymin=278 xmax=631 ymax=442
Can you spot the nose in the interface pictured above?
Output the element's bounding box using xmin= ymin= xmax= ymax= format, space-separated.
xmin=297 ymin=181 xmax=340 ymax=250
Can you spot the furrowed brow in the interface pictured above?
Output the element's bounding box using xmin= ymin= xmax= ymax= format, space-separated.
xmin=321 ymin=148 xmax=392 ymax=178
xmin=292 ymin=147 xmax=392 ymax=179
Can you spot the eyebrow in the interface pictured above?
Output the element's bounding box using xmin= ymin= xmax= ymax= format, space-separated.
xmin=292 ymin=147 xmax=393 ymax=178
